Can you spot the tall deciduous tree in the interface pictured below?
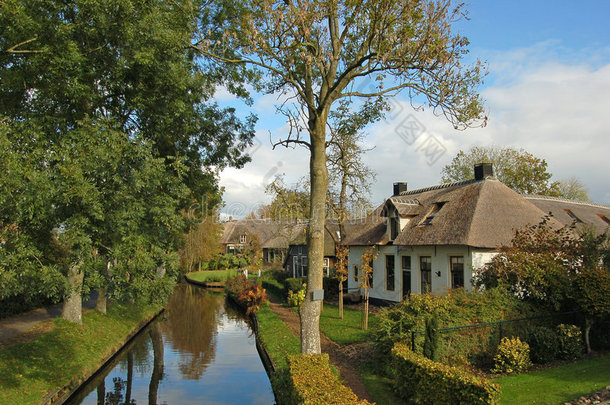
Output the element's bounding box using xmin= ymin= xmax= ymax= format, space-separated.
xmin=196 ymin=0 xmax=485 ymax=353
xmin=440 ymin=146 xmax=586 ymax=198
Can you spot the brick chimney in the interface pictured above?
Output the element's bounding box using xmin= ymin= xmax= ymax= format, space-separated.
xmin=393 ymin=182 xmax=408 ymax=196
xmin=474 ymin=163 xmax=494 ymax=180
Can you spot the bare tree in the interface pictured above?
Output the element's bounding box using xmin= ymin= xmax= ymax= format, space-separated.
xmin=195 ymin=0 xmax=485 ymax=353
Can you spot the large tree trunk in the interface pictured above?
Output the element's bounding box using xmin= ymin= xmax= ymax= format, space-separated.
xmin=62 ymin=262 xmax=84 ymax=324
xmin=300 ymin=118 xmax=328 ymax=354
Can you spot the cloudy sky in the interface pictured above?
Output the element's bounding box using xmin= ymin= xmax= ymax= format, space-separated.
xmin=216 ymin=0 xmax=610 ymax=219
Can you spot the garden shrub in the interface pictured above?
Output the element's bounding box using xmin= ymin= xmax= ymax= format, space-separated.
xmin=492 ymin=337 xmax=531 ymax=374
xmin=556 ymin=324 xmax=583 ymax=360
xmin=391 ymin=343 xmax=500 ymax=404
xmin=225 ymin=275 xmax=267 ymax=314
xmin=524 ymin=326 xmax=560 ymax=364
xmin=260 ymin=270 xmax=287 ymax=299
xmin=423 ymin=315 xmax=439 ymax=361
xmin=288 ymin=354 xmax=371 ymax=404
xmin=287 ymin=283 xmax=306 ymax=308
xmin=286 ymin=277 xmax=306 ymax=293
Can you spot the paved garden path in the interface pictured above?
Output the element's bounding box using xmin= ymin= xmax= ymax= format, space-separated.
xmin=0 ymin=296 xmax=96 ymax=347
xmin=267 ymin=297 xmax=374 ymax=403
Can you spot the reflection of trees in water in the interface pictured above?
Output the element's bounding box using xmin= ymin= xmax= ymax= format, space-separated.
xmin=148 ymin=323 xmax=164 ymax=405
xmin=103 ymin=377 xmax=136 ymax=405
xmin=160 ymin=284 xmax=224 ymax=380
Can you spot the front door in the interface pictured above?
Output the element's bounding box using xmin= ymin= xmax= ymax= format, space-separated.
xmin=402 ymin=270 xmax=411 ymax=300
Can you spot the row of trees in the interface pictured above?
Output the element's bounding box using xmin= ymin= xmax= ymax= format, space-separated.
xmin=0 ymin=1 xmax=254 ymax=322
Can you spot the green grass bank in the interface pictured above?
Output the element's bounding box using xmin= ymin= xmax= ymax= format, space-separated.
xmin=0 ymin=303 xmax=162 ymax=405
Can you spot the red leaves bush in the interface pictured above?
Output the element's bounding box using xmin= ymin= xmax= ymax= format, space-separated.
xmin=226 ymin=275 xmax=266 ymax=314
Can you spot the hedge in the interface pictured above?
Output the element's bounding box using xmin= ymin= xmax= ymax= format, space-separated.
xmin=391 ymin=343 xmax=501 ymax=404
xmin=287 ymin=354 xmax=371 ymax=405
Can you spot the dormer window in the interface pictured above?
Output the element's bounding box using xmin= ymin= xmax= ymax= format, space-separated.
xmin=564 ymin=209 xmax=582 ymax=223
xmin=239 ymin=234 xmax=247 ymax=243
xmin=390 ymin=217 xmax=399 ymax=240
xmin=420 ymin=202 xmax=446 ymax=226
xmin=599 ymin=214 xmax=610 ymax=226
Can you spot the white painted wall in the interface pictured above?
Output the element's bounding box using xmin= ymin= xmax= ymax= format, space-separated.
xmin=347 ymin=245 xmax=499 ymax=303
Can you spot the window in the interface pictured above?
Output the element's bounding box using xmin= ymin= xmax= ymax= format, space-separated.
xmin=386 ymin=255 xmax=395 ymax=291
xmin=239 ymin=234 xmax=247 ymax=243
xmin=390 ymin=217 xmax=399 ymax=240
xmin=420 ymin=202 xmax=446 ymax=226
xmin=323 ymin=257 xmax=330 ymax=277
xmin=353 ymin=265 xmax=359 ymax=282
xmin=301 ymin=256 xmax=308 ymax=276
xmin=402 ymin=256 xmax=411 ymax=270
xmin=450 ymin=256 xmax=464 ymax=289
xmin=420 ymin=256 xmax=431 ymax=293
xmin=598 ymin=214 xmax=610 ymax=226
xmin=564 ymin=209 xmax=582 ymax=223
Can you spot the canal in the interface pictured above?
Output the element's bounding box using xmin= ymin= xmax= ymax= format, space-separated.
xmin=67 ymin=284 xmax=275 ymax=405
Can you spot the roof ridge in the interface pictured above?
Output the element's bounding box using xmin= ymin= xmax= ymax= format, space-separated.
xmin=399 ymin=179 xmax=481 ymax=196
xmin=524 ymin=195 xmax=610 ymax=210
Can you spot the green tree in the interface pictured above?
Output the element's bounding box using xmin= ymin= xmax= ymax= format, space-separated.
xmin=196 ymin=0 xmax=485 ymax=353
xmin=259 ymin=175 xmax=310 ymax=220
xmin=440 ymin=146 xmax=578 ymax=197
xmin=556 ymin=177 xmax=590 ymax=202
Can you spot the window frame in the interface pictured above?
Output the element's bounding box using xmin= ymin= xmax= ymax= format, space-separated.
xmin=420 ymin=256 xmax=432 ymax=293
xmin=386 ymin=255 xmax=395 ymax=291
xmin=450 ymin=255 xmax=464 ymax=289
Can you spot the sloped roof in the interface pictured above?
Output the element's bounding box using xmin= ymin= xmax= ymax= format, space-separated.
xmin=221 ymin=219 xmax=306 ymax=249
xmin=342 ymin=216 xmax=388 ymax=246
xmin=525 ymin=196 xmax=610 ymax=234
xmin=393 ymin=179 xmax=565 ymax=248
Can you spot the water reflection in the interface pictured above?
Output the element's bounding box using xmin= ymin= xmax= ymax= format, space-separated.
xmin=67 ymin=284 xmax=274 ymax=405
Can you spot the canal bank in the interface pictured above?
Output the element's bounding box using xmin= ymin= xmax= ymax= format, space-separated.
xmin=65 ymin=284 xmax=275 ymax=404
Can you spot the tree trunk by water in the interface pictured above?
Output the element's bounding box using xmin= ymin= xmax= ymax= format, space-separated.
xmin=300 ymin=117 xmax=328 ymax=354
xmin=149 ymin=323 xmax=164 ymax=405
xmin=584 ymin=317 xmax=593 ymax=354
xmin=125 ymin=351 xmax=133 ymax=404
xmin=62 ymin=262 xmax=84 ymax=324
xmin=96 ymin=379 xmax=105 ymax=405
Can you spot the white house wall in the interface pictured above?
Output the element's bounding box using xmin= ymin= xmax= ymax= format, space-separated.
xmin=348 ymin=245 xmax=493 ymax=303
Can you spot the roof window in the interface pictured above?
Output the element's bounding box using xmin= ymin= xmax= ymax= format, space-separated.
xmin=420 ymin=202 xmax=446 ymax=226
xmin=564 ymin=209 xmax=582 ymax=223
xmin=598 ymin=214 xmax=610 ymax=226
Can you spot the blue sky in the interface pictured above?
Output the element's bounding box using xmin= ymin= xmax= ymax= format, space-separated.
xmin=218 ymin=1 xmax=610 ymax=218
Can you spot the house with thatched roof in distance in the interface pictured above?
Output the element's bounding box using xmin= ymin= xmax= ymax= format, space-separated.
xmin=220 ymin=219 xmax=306 ymax=265
xmin=284 ymin=221 xmax=341 ymax=278
xmin=345 ymin=163 xmax=610 ymax=305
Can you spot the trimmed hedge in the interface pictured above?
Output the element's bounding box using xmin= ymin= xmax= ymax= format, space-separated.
xmin=288 ymin=354 xmax=371 ymax=405
xmin=391 ymin=343 xmax=501 ymax=404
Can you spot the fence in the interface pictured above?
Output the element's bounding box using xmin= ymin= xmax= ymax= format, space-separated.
xmin=410 ymin=311 xmax=581 ymax=367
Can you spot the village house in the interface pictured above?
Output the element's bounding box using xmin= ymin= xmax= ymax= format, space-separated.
xmin=220 ymin=219 xmax=305 ymax=265
xmin=284 ymin=222 xmax=340 ymax=278
xmin=344 ymin=163 xmax=610 ymax=305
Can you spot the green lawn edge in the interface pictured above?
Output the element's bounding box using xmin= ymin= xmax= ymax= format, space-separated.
xmin=495 ymin=354 xmax=610 ymax=405
xmin=185 ymin=269 xmax=239 ymax=282
xmin=0 ymin=303 xmax=162 ymax=405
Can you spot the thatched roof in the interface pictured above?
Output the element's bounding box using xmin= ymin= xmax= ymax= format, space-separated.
xmin=525 ymin=196 xmax=610 ymax=234
xmin=341 ymin=216 xmax=388 ymax=246
xmin=221 ymin=219 xmax=306 ymax=249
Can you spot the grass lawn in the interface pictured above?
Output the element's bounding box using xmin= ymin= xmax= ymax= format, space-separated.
xmin=496 ymin=354 xmax=610 ymax=405
xmin=255 ymin=302 xmax=301 ymax=370
xmin=0 ymin=303 xmax=161 ymax=405
xmin=319 ymin=303 xmax=377 ymax=345
xmin=186 ymin=269 xmax=239 ymax=282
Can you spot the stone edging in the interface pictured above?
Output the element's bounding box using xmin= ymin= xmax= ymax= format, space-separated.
xmin=42 ymin=308 xmax=165 ymax=405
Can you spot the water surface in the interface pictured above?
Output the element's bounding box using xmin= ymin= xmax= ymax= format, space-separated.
xmin=67 ymin=284 xmax=274 ymax=405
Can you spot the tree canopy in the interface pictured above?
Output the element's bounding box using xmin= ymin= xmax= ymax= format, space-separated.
xmin=0 ymin=0 xmax=255 ymax=319
xmin=441 ymin=146 xmax=589 ymax=201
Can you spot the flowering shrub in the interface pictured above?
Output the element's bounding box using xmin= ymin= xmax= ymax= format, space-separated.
xmin=287 ymin=283 xmax=306 ymax=308
xmin=492 ymin=337 xmax=531 ymax=374
xmin=226 ymin=275 xmax=266 ymax=314
xmin=557 ymin=324 xmax=583 ymax=360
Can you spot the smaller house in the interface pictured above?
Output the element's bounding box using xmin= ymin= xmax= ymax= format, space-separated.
xmin=284 ymin=222 xmax=340 ymax=278
xmin=221 ymin=219 xmax=304 ymax=265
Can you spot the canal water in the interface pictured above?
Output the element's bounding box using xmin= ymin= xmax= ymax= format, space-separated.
xmin=67 ymin=284 xmax=275 ymax=405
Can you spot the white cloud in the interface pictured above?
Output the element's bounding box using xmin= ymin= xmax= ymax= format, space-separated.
xmin=219 ymin=42 xmax=610 ymax=217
